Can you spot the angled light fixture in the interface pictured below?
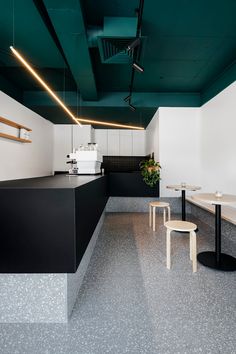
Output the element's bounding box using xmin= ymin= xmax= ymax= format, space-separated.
xmin=124 ymin=94 xmax=136 ymax=113
xmin=133 ymin=62 xmax=144 ymax=73
xmin=10 ymin=46 xmax=144 ymax=130
xmin=126 ymin=38 xmax=140 ymax=51
xmin=10 ymin=46 xmax=82 ymax=127
xmin=76 ymin=118 xmax=144 ymax=130
xmin=123 ymin=94 xmax=131 ymax=102
xmin=129 ymin=103 xmax=136 ymax=112
xmin=124 ymin=0 xmax=145 ymax=108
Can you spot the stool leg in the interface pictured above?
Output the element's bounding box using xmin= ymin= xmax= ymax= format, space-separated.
xmin=167 ymin=229 xmax=171 ymax=269
xmin=149 ymin=205 xmax=152 ymax=227
xmin=190 ymin=232 xmax=193 ymax=261
xmin=163 ymin=208 xmax=166 ymax=224
xmin=191 ymin=231 xmax=197 ymax=273
xmin=153 ymin=207 xmax=156 ymax=231
xmin=167 ymin=206 xmax=171 ymax=221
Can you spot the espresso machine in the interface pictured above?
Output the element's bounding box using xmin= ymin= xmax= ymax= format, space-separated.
xmin=66 ymin=153 xmax=79 ymax=175
xmin=67 ymin=144 xmax=102 ymax=175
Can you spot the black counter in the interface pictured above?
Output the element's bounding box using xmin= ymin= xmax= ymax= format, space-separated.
xmin=0 ymin=175 xmax=108 ymax=273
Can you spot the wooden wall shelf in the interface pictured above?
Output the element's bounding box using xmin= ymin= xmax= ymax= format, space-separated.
xmin=0 ymin=132 xmax=32 ymax=143
xmin=0 ymin=116 xmax=32 ymax=143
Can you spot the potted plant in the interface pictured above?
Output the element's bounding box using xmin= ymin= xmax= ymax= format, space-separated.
xmin=139 ymin=159 xmax=161 ymax=187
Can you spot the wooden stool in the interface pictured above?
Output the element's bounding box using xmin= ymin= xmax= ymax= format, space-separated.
xmin=149 ymin=201 xmax=171 ymax=231
xmin=165 ymin=220 xmax=197 ymax=273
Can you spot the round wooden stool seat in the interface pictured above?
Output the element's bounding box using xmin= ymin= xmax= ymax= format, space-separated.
xmin=149 ymin=201 xmax=169 ymax=208
xmin=165 ymin=220 xmax=198 ymax=273
xmin=149 ymin=201 xmax=171 ymax=230
xmin=165 ymin=220 xmax=197 ymax=232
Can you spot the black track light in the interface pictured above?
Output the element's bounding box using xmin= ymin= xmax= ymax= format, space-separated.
xmin=124 ymin=94 xmax=131 ymax=102
xmin=129 ymin=103 xmax=136 ymax=111
xmin=126 ymin=38 xmax=140 ymax=51
xmin=133 ymin=62 xmax=144 ymax=73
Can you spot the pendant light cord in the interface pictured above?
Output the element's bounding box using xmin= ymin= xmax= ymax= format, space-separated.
xmin=63 ymin=67 xmax=65 ymax=102
xmin=12 ymin=0 xmax=15 ymax=46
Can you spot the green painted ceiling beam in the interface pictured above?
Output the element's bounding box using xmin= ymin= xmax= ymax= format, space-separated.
xmin=0 ymin=76 xmax=23 ymax=102
xmin=24 ymin=105 xmax=156 ymax=127
xmin=201 ymin=60 xmax=236 ymax=105
xmin=42 ymin=0 xmax=97 ymax=100
xmin=23 ymin=90 xmax=201 ymax=108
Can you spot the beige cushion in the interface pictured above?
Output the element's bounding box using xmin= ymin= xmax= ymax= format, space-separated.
xmin=149 ymin=201 xmax=169 ymax=208
xmin=165 ymin=220 xmax=197 ymax=232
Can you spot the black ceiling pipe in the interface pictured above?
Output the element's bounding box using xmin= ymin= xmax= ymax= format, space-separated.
xmin=125 ymin=0 xmax=145 ymax=110
xmin=33 ymin=0 xmax=70 ymax=69
xmin=136 ymin=0 xmax=145 ymax=37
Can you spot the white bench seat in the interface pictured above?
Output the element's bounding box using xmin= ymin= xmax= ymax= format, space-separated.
xmin=186 ymin=196 xmax=236 ymax=226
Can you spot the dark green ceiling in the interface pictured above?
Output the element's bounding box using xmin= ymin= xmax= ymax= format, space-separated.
xmin=0 ymin=0 xmax=236 ymax=128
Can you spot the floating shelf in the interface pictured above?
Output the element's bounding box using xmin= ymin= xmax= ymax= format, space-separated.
xmin=0 ymin=116 xmax=32 ymax=143
xmin=0 ymin=132 xmax=32 ymax=143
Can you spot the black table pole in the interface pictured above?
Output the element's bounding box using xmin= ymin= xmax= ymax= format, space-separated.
xmin=181 ymin=189 xmax=186 ymax=221
xmin=215 ymin=204 xmax=221 ymax=265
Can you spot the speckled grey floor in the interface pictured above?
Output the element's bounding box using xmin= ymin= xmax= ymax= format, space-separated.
xmin=0 ymin=213 xmax=235 ymax=354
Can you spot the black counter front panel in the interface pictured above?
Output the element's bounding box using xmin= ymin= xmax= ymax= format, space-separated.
xmin=109 ymin=172 xmax=159 ymax=197
xmin=75 ymin=176 xmax=108 ymax=269
xmin=0 ymin=170 xmax=158 ymax=273
xmin=0 ymin=176 xmax=108 ymax=273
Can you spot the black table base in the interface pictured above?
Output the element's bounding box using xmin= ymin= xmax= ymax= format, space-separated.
xmin=182 ymin=190 xmax=186 ymax=221
xmin=197 ymin=204 xmax=236 ymax=271
xmin=198 ymin=252 xmax=236 ymax=271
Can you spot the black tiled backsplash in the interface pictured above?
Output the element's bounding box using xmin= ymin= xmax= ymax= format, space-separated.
xmin=102 ymin=155 xmax=150 ymax=173
xmin=109 ymin=172 xmax=159 ymax=197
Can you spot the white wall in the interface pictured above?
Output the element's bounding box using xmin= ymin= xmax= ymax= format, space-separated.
xmin=148 ymin=82 xmax=236 ymax=198
xmin=53 ymin=123 xmax=147 ymax=170
xmin=93 ymin=129 xmax=146 ymax=156
xmin=200 ymin=82 xmax=236 ymax=194
xmin=158 ymin=107 xmax=201 ymax=197
xmin=53 ymin=125 xmax=72 ymax=172
xmin=4 ymin=80 xmax=234 ymax=189
xmin=93 ymin=129 xmax=108 ymax=156
xmin=133 ymin=130 xmax=147 ymax=156
xmin=53 ymin=124 xmax=92 ymax=171
xmin=53 ymin=126 xmax=146 ymax=171
xmin=145 ymin=110 xmax=159 ymax=158
xmin=0 ymin=91 xmax=53 ymax=181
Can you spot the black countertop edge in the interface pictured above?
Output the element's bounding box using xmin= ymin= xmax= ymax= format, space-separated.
xmin=0 ymin=174 xmax=104 ymax=189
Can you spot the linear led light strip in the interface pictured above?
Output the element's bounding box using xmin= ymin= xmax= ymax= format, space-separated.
xmin=10 ymin=46 xmax=144 ymax=130
xmin=76 ymin=118 xmax=144 ymax=130
xmin=10 ymin=46 xmax=81 ymax=126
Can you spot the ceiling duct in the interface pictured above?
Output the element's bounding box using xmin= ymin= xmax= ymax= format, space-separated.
xmin=87 ymin=17 xmax=146 ymax=64
xmin=98 ymin=37 xmax=145 ymax=64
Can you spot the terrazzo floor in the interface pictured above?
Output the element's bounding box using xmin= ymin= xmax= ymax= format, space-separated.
xmin=0 ymin=212 xmax=236 ymax=354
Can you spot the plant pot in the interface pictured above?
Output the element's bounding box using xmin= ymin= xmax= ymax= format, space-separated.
xmin=147 ymin=166 xmax=159 ymax=173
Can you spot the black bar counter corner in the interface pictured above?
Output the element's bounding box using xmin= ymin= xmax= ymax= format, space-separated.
xmin=0 ymin=175 xmax=108 ymax=273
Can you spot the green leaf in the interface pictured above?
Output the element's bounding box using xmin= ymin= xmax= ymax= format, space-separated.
xmin=139 ymin=158 xmax=161 ymax=187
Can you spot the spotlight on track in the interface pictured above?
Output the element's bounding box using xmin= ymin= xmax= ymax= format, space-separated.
xmin=133 ymin=62 xmax=144 ymax=73
xmin=126 ymin=38 xmax=140 ymax=51
xmin=124 ymin=94 xmax=131 ymax=102
xmin=129 ymin=103 xmax=136 ymax=112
